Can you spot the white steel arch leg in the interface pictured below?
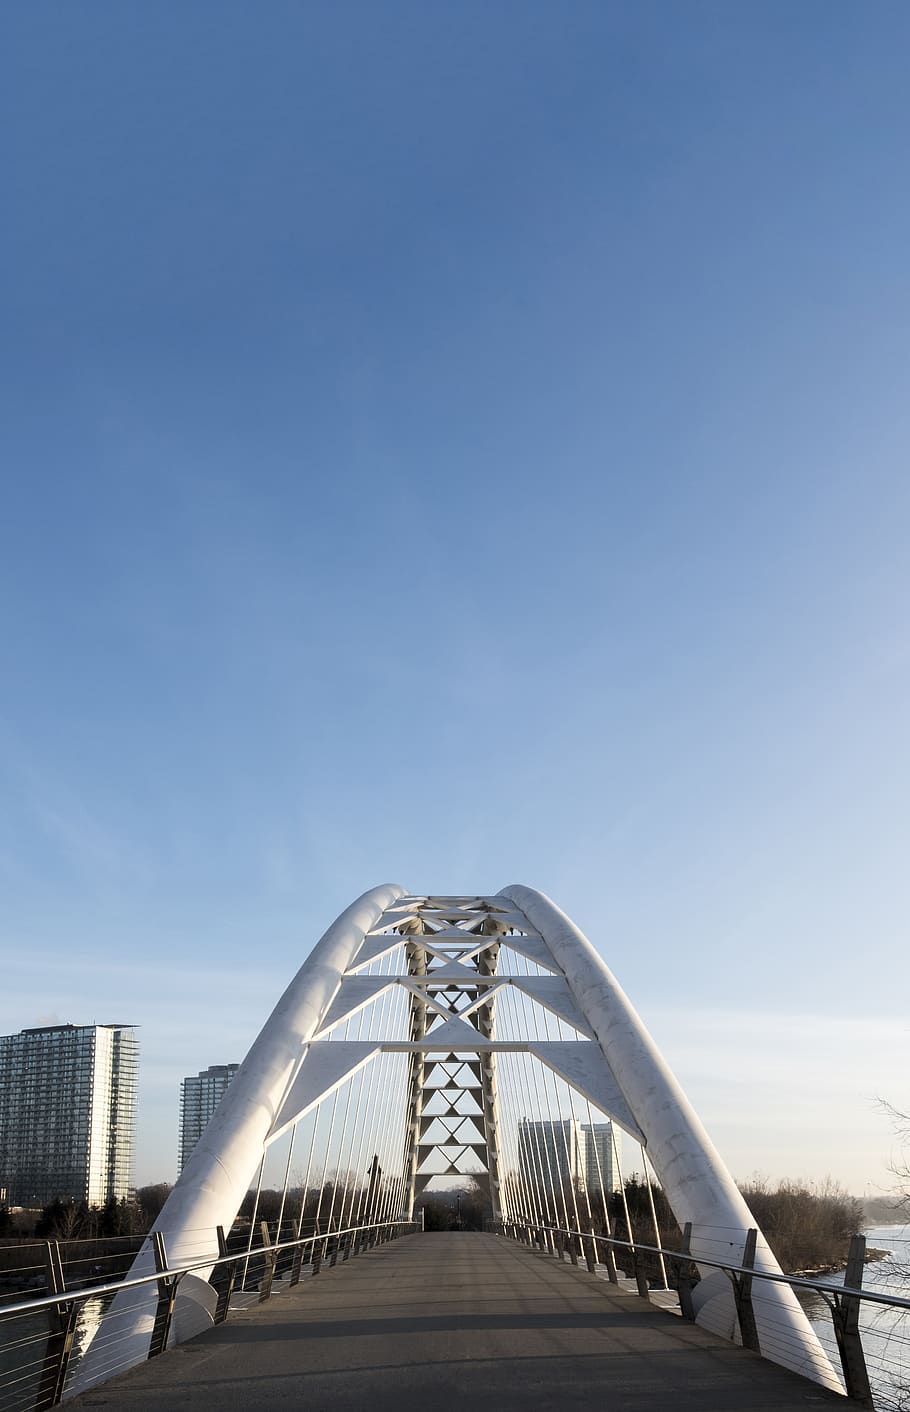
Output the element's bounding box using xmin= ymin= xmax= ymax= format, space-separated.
xmin=71 ymin=882 xmax=404 ymax=1394
xmin=500 ymin=884 xmax=841 ymax=1392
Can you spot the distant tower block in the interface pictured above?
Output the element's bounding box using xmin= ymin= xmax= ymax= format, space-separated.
xmin=0 ymin=1022 xmax=138 ymax=1207
xmin=178 ymin=1064 xmax=240 ymax=1174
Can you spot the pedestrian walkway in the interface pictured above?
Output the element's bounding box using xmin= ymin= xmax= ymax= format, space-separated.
xmin=67 ymin=1232 xmax=853 ymax=1410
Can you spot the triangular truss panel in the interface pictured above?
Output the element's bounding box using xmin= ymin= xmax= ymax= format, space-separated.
xmin=527 ymin=1041 xmax=642 ymax=1139
xmin=347 ymin=931 xmax=405 ymax=971
xmin=266 ymin=1041 xmax=381 ymax=1143
xmin=313 ymin=975 xmax=398 ymax=1036
xmin=499 ymin=936 xmax=562 ymax=973
xmin=509 ymin=976 xmax=594 ymax=1037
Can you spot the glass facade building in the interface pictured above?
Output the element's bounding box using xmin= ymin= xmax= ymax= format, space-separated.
xmin=0 ymin=1023 xmax=139 ymax=1208
xmin=580 ymin=1122 xmax=619 ymax=1195
xmin=517 ymin=1117 xmax=619 ymax=1210
xmin=178 ymin=1064 xmax=239 ymax=1174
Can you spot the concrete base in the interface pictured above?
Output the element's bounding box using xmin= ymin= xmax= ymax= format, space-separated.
xmin=66 ymin=1233 xmax=852 ymax=1410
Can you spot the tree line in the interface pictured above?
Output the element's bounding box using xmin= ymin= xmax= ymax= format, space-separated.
xmin=0 ymin=1184 xmax=174 ymax=1240
xmin=604 ymin=1174 xmax=863 ymax=1275
xmin=504 ymin=1169 xmax=865 ymax=1278
xmin=0 ymin=1172 xmax=868 ymax=1276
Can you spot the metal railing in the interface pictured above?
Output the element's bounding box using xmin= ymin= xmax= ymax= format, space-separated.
xmin=498 ymin=1219 xmax=910 ymax=1410
xmin=4 ymin=1218 xmax=907 ymax=1411
xmin=0 ymin=1218 xmax=417 ymax=1412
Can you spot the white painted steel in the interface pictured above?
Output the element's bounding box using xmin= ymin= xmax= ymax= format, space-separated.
xmin=526 ymin=1040 xmax=642 ymax=1136
xmin=500 ymin=883 xmax=841 ymax=1392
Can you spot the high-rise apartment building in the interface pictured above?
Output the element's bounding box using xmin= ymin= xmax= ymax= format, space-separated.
xmin=517 ymin=1117 xmax=579 ymax=1193
xmin=0 ymin=1023 xmax=138 ymax=1208
xmin=516 ymin=1117 xmax=619 ymax=1208
xmin=178 ymin=1064 xmax=239 ymax=1173
xmin=579 ymin=1122 xmax=619 ymax=1194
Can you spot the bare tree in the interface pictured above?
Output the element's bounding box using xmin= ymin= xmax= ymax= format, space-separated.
xmin=871 ymin=1101 xmax=910 ymax=1412
xmin=879 ymin=1102 xmax=910 ymax=1217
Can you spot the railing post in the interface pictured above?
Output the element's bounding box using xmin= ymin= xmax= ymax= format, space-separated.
xmin=830 ymin=1234 xmax=874 ymax=1408
xmin=671 ymin=1222 xmax=696 ymax=1321
xmin=583 ymin=1229 xmax=597 ymax=1274
xmin=258 ymin=1221 xmax=277 ymax=1301
xmin=632 ymin=1243 xmax=651 ymax=1300
xmin=35 ymin=1241 xmax=78 ymax=1409
xmin=148 ymin=1231 xmax=179 ymax=1358
xmin=211 ymin=1224 xmax=238 ymax=1323
xmin=600 ymin=1233 xmax=619 ymax=1284
xmin=289 ymin=1238 xmax=305 ymax=1287
xmin=729 ymin=1228 xmax=760 ymax=1353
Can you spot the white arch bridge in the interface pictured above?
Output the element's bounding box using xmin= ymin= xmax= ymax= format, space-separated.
xmin=71 ymin=884 xmax=853 ymax=1401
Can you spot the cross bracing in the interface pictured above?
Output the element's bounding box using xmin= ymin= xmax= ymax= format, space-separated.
xmin=71 ymin=884 xmax=842 ymax=1398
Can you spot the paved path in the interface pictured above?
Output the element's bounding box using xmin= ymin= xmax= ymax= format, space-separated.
xmin=68 ymin=1233 xmax=851 ymax=1411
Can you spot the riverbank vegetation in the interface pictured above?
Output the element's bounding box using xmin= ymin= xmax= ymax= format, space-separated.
xmin=601 ymin=1174 xmax=863 ymax=1278
xmin=738 ymin=1178 xmax=864 ymax=1274
xmin=0 ymin=1174 xmax=867 ymax=1280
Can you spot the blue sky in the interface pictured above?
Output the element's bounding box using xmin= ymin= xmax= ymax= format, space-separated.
xmin=1 ymin=2 xmax=908 ymax=1192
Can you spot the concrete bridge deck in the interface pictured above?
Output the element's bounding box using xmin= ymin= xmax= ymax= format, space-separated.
xmin=68 ymin=1233 xmax=851 ymax=1411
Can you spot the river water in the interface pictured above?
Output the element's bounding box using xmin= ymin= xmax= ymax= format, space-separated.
xmin=799 ymin=1223 xmax=910 ymax=1410
xmin=0 ymin=1291 xmax=111 ymax=1408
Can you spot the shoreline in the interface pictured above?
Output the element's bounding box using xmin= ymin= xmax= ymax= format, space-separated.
xmin=790 ymin=1246 xmax=891 ymax=1280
